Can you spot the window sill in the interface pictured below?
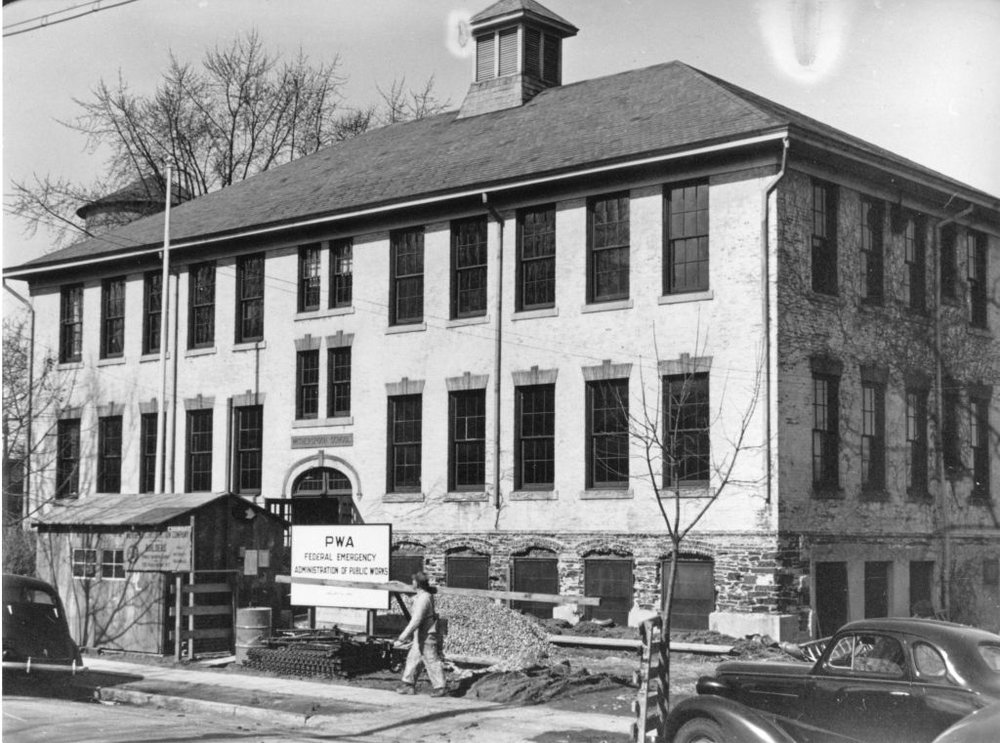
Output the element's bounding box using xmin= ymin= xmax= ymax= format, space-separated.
xmin=444 ymin=491 xmax=489 ymax=502
xmin=581 ymin=299 xmax=633 ymax=314
xmin=233 ymin=340 xmax=267 ymax=352
xmin=659 ymin=483 xmax=715 ymax=498
xmin=386 ymin=322 xmax=427 ymax=335
xmin=139 ymin=353 xmax=169 ymax=363
xmin=447 ymin=315 xmax=490 ymax=328
xmin=186 ymin=346 xmax=217 ymax=358
xmin=97 ymin=357 xmax=126 ymax=367
xmin=292 ymin=417 xmax=354 ymax=429
xmin=658 ymin=290 xmax=714 ymax=305
xmin=811 ymin=486 xmax=844 ymax=499
xmin=58 ymin=361 xmax=83 ymax=370
xmin=579 ymin=488 xmax=633 ymax=500
xmin=860 ymin=489 xmax=890 ymax=502
xmin=969 ymin=325 xmax=991 ymax=338
xmin=383 ymin=491 xmax=424 ymax=503
xmin=510 ymin=489 xmax=556 ymax=501
xmin=512 ymin=307 xmax=558 ymax=321
xmin=296 ymin=306 xmax=355 ymax=321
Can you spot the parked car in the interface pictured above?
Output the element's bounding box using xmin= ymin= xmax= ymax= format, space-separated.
xmin=665 ymin=618 xmax=1000 ymax=743
xmin=931 ymin=702 xmax=1000 ymax=743
xmin=2 ymin=573 xmax=84 ymax=673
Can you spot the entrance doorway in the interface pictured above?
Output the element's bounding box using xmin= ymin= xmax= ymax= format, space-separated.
xmin=291 ymin=468 xmax=358 ymax=525
xmin=815 ymin=561 xmax=848 ymax=636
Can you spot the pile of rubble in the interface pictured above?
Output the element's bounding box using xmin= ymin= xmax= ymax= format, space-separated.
xmin=436 ymin=594 xmax=550 ymax=669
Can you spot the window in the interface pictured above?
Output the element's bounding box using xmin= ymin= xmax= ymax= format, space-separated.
xmin=940 ymin=224 xmax=957 ymax=300
xmin=522 ymin=27 xmax=561 ymax=83
xmin=476 ymin=34 xmax=495 ymax=81
xmin=864 ymin=562 xmax=891 ymax=618
xmin=97 ymin=415 xmax=122 ymax=493
xmin=663 ymin=374 xmax=710 ymax=486
xmin=298 ymin=245 xmax=321 ymax=312
xmin=327 ymin=347 xmax=351 ymax=418
xmin=909 ymin=561 xmax=934 ymax=616
xmin=390 ymin=553 xmax=424 ymax=583
xmin=188 ymin=262 xmax=215 ymax=348
xmin=968 ymin=230 xmax=988 ymax=328
xmin=390 ymin=228 xmax=424 ymax=325
xmin=59 ymin=284 xmax=83 ymax=363
xmin=101 ymin=549 xmax=125 ymax=579
xmin=511 ymin=555 xmax=558 ymax=618
xmin=913 ymin=643 xmax=947 ymax=679
xmin=584 ymin=557 xmax=633 ymax=625
xmin=387 ymin=394 xmax=421 ymax=492
xmin=451 ymin=217 xmax=488 ymax=318
xmin=446 ymin=553 xmax=489 ymax=589
xmin=826 ymin=633 xmax=905 ymax=677
xmin=331 ymin=239 xmax=353 ymax=308
xmin=903 ymin=214 xmax=926 ymax=313
xmin=72 ymin=548 xmax=97 ymax=578
xmin=971 ymin=393 xmax=990 ymax=503
xmin=100 ymin=277 xmax=126 ymax=358
xmin=860 ymin=380 xmax=886 ymax=494
xmin=139 ymin=412 xmax=157 ymax=494
xmin=517 ymin=205 xmax=556 ymax=310
xmin=296 ymin=350 xmax=319 ymax=420
xmin=185 ymin=409 xmax=213 ymax=492
xmin=143 ymin=271 xmax=162 ymax=355
xmin=811 ymin=180 xmax=838 ymax=295
xmin=235 ymin=405 xmax=263 ymax=493
xmin=449 ymin=390 xmax=486 ymax=491
xmin=236 ymin=253 xmax=264 ymax=343
xmin=56 ymin=419 xmax=81 ymax=499
xmin=586 ymin=379 xmax=629 ymax=488
xmin=588 ymin=193 xmax=629 ymax=302
xmin=667 ymin=558 xmax=716 ymax=630
xmin=860 ymin=198 xmax=884 ymax=304
xmin=515 ymin=384 xmax=555 ymax=490
xmin=498 ymin=27 xmax=517 ymax=76
xmin=665 ymin=182 xmax=709 ymax=294
xmin=906 ymin=389 xmax=929 ymax=498
xmin=812 ymin=373 xmax=840 ymax=490
xmin=942 ymin=387 xmax=962 ymax=477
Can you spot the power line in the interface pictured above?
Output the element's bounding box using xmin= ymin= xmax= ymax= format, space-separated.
xmin=3 ymin=0 xmax=141 ymax=38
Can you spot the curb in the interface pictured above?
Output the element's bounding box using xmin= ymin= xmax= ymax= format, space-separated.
xmin=96 ymin=686 xmax=312 ymax=727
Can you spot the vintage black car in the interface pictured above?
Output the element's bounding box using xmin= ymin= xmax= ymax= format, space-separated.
xmin=2 ymin=573 xmax=84 ymax=673
xmin=666 ymin=618 xmax=1000 ymax=743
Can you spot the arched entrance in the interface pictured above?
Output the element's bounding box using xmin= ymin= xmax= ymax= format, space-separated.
xmin=291 ymin=467 xmax=360 ymax=525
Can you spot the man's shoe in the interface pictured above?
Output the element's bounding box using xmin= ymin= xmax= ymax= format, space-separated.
xmin=430 ymin=687 xmax=448 ymax=698
xmin=396 ymin=685 xmax=416 ymax=695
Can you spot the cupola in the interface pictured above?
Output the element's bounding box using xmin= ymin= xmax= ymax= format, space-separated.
xmin=457 ymin=0 xmax=577 ymax=119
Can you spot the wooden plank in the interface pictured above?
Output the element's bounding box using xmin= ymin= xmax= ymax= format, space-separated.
xmin=170 ymin=628 xmax=232 ymax=641
xmin=183 ymin=583 xmax=230 ymax=594
xmin=547 ymin=634 xmax=734 ymax=654
xmin=275 ymin=575 xmax=600 ymax=606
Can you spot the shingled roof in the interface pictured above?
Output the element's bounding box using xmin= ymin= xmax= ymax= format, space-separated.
xmin=9 ymin=60 xmax=995 ymax=274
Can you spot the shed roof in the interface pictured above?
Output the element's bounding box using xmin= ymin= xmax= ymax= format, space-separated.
xmin=33 ymin=492 xmax=261 ymax=528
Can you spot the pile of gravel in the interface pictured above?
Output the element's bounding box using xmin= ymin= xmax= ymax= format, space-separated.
xmin=435 ymin=594 xmax=550 ymax=668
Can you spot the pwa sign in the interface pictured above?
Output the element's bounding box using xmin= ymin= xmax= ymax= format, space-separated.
xmin=290 ymin=524 xmax=391 ymax=609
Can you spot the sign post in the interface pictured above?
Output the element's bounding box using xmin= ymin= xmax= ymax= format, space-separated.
xmin=290 ymin=524 xmax=391 ymax=610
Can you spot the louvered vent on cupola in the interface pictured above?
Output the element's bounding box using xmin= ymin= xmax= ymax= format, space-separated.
xmin=458 ymin=0 xmax=577 ymax=119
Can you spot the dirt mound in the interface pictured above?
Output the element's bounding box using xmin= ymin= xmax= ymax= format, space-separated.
xmin=455 ymin=661 xmax=630 ymax=705
xmin=436 ymin=594 xmax=550 ymax=667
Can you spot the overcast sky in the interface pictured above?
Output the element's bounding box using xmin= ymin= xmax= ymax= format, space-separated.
xmin=3 ymin=0 xmax=999 ymax=270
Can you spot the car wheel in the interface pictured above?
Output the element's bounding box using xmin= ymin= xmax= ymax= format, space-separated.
xmin=674 ymin=717 xmax=726 ymax=743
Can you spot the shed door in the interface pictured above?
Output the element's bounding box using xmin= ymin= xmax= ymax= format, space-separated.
xmin=584 ymin=558 xmax=632 ymax=625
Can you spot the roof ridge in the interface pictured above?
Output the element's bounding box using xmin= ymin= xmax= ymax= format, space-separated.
xmin=673 ymin=61 xmax=789 ymax=129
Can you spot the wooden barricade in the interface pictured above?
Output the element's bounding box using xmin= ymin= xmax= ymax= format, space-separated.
xmin=631 ymin=617 xmax=667 ymax=743
xmin=168 ymin=573 xmax=235 ymax=659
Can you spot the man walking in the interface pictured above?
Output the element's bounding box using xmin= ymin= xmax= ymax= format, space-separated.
xmin=394 ymin=571 xmax=447 ymax=697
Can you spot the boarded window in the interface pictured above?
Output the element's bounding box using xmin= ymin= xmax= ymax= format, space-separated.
xmin=664 ymin=559 xmax=715 ymax=630
xmin=476 ymin=35 xmax=495 ymax=81
xmin=390 ymin=554 xmax=425 ymax=583
xmin=864 ymin=561 xmax=890 ymax=618
xmin=446 ymin=554 xmax=489 ymax=589
xmin=511 ymin=556 xmax=558 ymax=619
xmin=909 ymin=561 xmax=934 ymax=615
xmin=815 ymin=561 xmax=848 ymax=636
xmin=584 ymin=558 xmax=632 ymax=625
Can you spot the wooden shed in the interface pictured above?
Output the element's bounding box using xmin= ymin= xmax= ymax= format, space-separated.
xmin=33 ymin=492 xmax=287 ymax=655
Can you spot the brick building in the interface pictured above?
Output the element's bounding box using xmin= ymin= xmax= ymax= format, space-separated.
xmin=6 ymin=0 xmax=998 ymax=638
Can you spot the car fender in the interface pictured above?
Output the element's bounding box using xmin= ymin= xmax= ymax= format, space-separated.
xmin=664 ymin=695 xmax=798 ymax=743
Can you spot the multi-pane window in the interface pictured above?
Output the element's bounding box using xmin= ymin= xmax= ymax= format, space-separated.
xmin=235 ymin=405 xmax=263 ymax=493
xmin=860 ymin=381 xmax=886 ymax=493
xmin=905 ymin=389 xmax=928 ymax=499
xmin=812 ymin=374 xmax=839 ymax=490
xmin=296 ymin=350 xmax=319 ymax=419
xmin=517 ymin=205 xmax=556 ymax=310
xmin=100 ymin=277 xmax=126 ymax=358
xmin=390 ymin=229 xmax=424 ymax=325
xmin=586 ymin=379 xmax=629 ymax=488
xmin=143 ymin=271 xmax=162 ymax=355
xmin=968 ymin=230 xmax=988 ymax=328
xmin=72 ymin=549 xmax=97 ymax=578
xmin=665 ymin=182 xmax=709 ymax=294
xmin=298 ymin=245 xmax=321 ymax=312
xmin=139 ymin=412 xmax=158 ymax=494
xmin=811 ymin=180 xmax=838 ymax=295
xmin=663 ymin=374 xmax=710 ymax=486
xmin=97 ymin=415 xmax=122 ymax=493
xmin=588 ymin=193 xmax=629 ymax=302
xmin=860 ymin=198 xmax=884 ymax=304
xmin=942 ymin=387 xmax=962 ymax=477
xmin=331 ymin=239 xmax=353 ymax=308
xmin=971 ymin=393 xmax=991 ymax=502
xmin=451 ymin=217 xmax=488 ymax=319
xmin=327 ymin=347 xmax=351 ymax=418
xmin=56 ymin=418 xmax=81 ymax=499
xmin=60 ymin=284 xmax=84 ymax=363
xmin=236 ymin=254 xmax=264 ymax=343
xmin=185 ymin=409 xmax=213 ymax=492
xmin=449 ymin=390 xmax=486 ymax=491
xmin=515 ymin=384 xmax=555 ymax=490
xmin=940 ymin=225 xmax=957 ymax=300
xmin=388 ymin=395 xmax=421 ymax=492
xmin=101 ymin=549 xmax=125 ymax=579
xmin=903 ymin=214 xmax=926 ymax=313
xmin=188 ymin=262 xmax=216 ymax=348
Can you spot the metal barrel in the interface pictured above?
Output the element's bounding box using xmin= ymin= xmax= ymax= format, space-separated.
xmin=235 ymin=607 xmax=272 ymax=665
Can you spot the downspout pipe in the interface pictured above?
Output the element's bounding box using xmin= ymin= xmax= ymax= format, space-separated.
xmin=155 ymin=165 xmax=173 ymax=494
xmin=482 ymin=193 xmax=504 ymax=511
xmin=933 ymin=202 xmax=973 ymax=619
xmin=760 ymin=137 xmax=789 ymax=506
xmin=3 ymin=280 xmax=34 ymax=520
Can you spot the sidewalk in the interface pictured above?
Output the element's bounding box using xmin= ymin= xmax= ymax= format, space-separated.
xmin=79 ymin=657 xmax=632 ymax=743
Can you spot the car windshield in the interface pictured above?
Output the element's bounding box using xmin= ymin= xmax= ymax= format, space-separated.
xmin=979 ymin=644 xmax=1000 ymax=673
